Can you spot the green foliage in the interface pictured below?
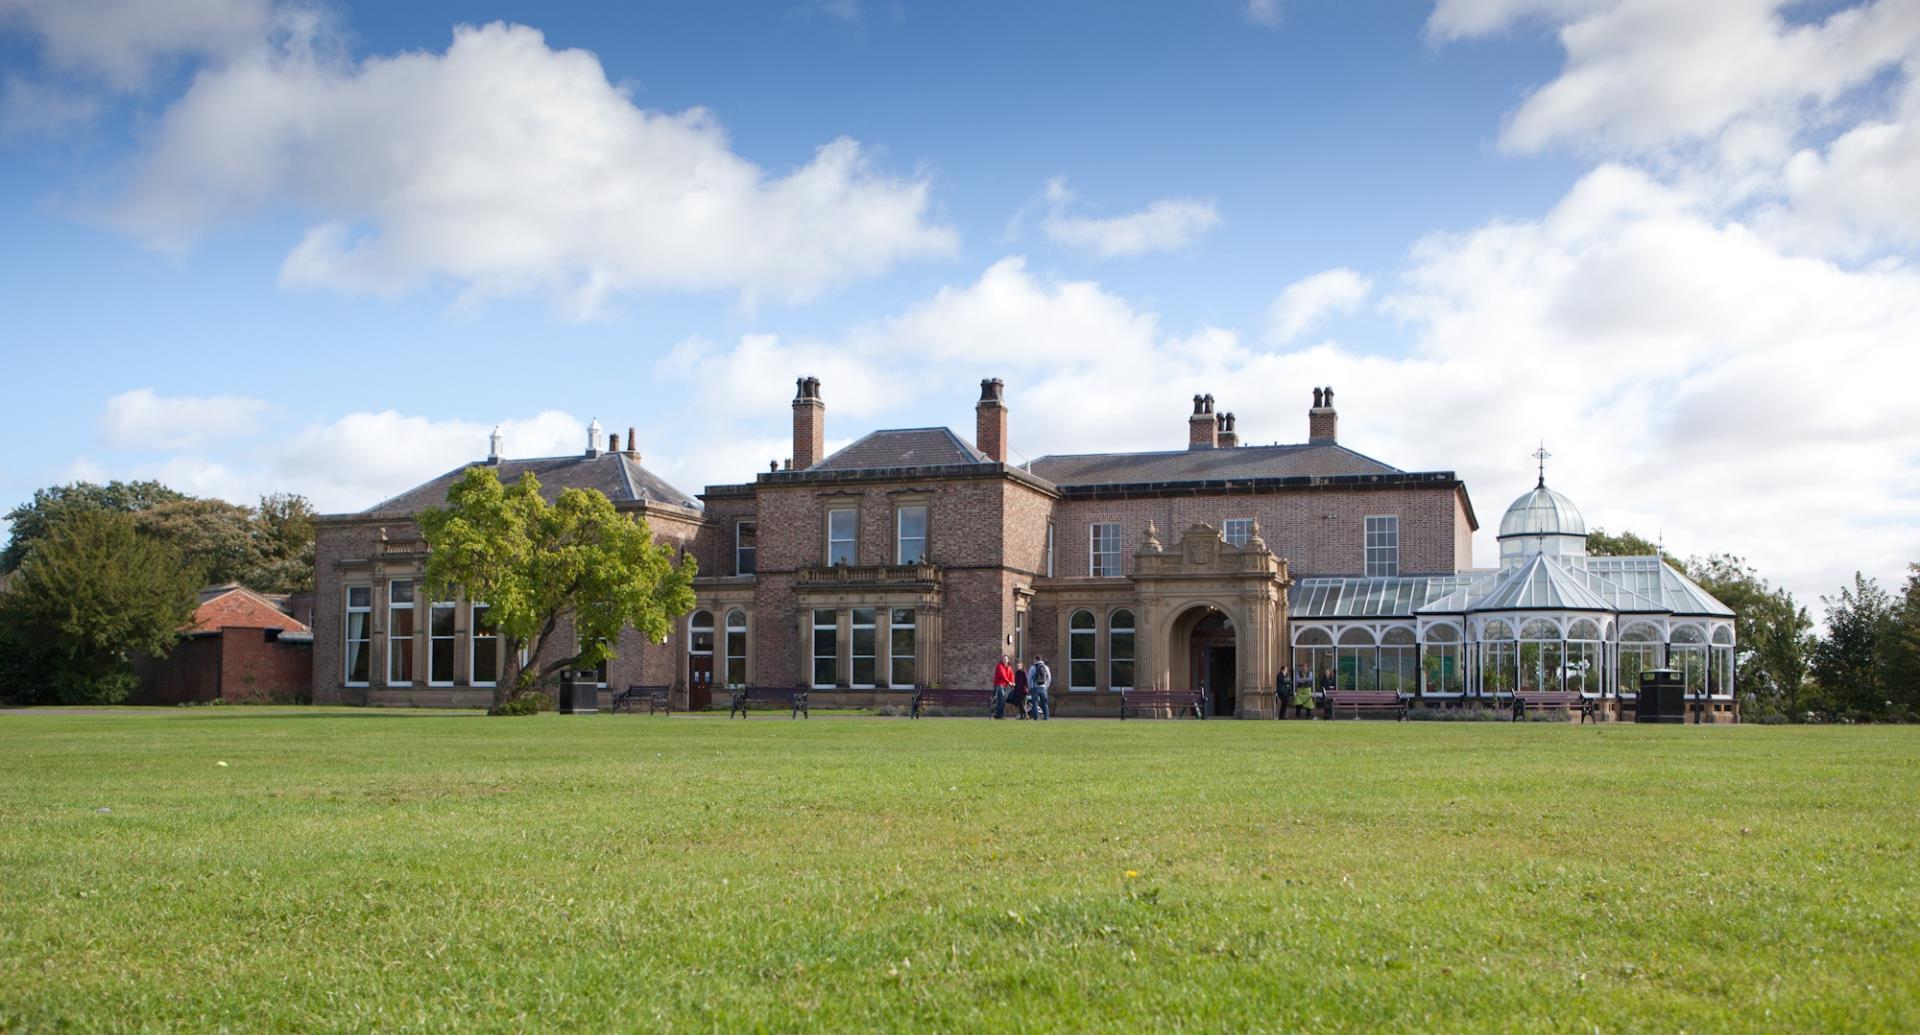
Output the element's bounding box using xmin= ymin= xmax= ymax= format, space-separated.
xmin=490 ymin=692 xmax=548 ymax=716
xmin=1880 ymin=565 xmax=1920 ymax=718
xmin=1 ymin=480 xmax=187 ymax=572
xmin=416 ymin=467 xmax=697 ymax=711
xmin=1811 ymin=573 xmax=1897 ymax=718
xmin=1686 ymin=554 xmax=1815 ymax=719
xmin=1585 ymin=526 xmax=1664 ymax=561
xmin=0 ymin=510 xmax=199 ymax=704
xmin=2 ymin=481 xmax=316 ymax=593
xmin=3 ymin=713 xmax=1920 ymax=1031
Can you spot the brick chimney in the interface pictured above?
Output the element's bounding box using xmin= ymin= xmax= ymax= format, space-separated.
xmin=1188 ymin=393 xmax=1217 ymax=450
xmin=625 ymin=427 xmax=639 ymax=458
xmin=1218 ymin=411 xmax=1238 ymax=448
xmin=976 ymin=378 xmax=1008 ymax=462
xmin=1309 ymin=386 xmax=1338 ymax=444
xmin=792 ymin=376 xmax=824 ymax=470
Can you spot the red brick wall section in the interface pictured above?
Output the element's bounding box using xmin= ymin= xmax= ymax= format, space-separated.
xmin=219 ymin=628 xmax=313 ymax=703
xmin=1052 ymin=484 xmax=1464 ymax=578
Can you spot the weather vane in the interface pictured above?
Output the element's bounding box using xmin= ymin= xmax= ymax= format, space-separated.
xmin=1532 ymin=442 xmax=1551 ymax=488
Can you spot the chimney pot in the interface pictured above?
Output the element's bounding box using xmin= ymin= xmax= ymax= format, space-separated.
xmin=1219 ymin=411 xmax=1239 ymax=448
xmin=1188 ymin=392 xmax=1219 ymax=450
xmin=792 ymin=376 xmax=825 ymax=469
xmin=1309 ymin=385 xmax=1338 ymax=444
xmin=976 ymin=377 xmax=1009 ymax=462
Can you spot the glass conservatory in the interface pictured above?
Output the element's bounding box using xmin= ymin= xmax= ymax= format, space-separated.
xmin=1288 ymin=474 xmax=1736 ymax=704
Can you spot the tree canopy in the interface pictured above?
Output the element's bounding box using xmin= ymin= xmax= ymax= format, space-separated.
xmin=0 ymin=510 xmax=200 ymax=705
xmin=2 ymin=481 xmax=316 ymax=593
xmin=1586 ymin=527 xmax=1664 ymax=561
xmin=417 ymin=467 xmax=696 ymax=712
xmin=1811 ymin=573 xmax=1897 ymax=718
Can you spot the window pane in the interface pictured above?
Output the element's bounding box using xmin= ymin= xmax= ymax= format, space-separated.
xmin=1223 ymin=519 xmax=1251 ymax=548
xmin=736 ymin=522 xmax=757 ymax=575
xmin=348 ymin=586 xmax=370 ymax=608
xmin=390 ymin=580 xmax=414 ymax=604
xmin=431 ymin=638 xmax=455 ymax=683
xmin=828 ymin=509 xmax=857 ymax=565
xmin=346 ymin=640 xmax=369 ymax=684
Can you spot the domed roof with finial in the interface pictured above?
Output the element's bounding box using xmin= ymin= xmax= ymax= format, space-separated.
xmin=1498 ymin=443 xmax=1586 ymax=539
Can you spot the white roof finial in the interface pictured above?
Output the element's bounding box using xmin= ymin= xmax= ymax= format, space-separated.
xmin=586 ymin=417 xmax=603 ymax=456
xmin=488 ymin=425 xmax=503 ymax=462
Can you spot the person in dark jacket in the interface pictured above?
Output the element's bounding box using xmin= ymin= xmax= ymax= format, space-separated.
xmin=1010 ymin=663 xmax=1031 ymax=719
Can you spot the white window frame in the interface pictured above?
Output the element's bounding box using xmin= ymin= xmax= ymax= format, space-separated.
xmin=896 ymin=505 xmax=928 ymax=565
xmin=827 ymin=508 xmax=857 ymax=566
xmin=469 ymin=602 xmax=499 ymax=688
xmin=1223 ymin=518 xmax=1253 ymax=548
xmin=850 ymin=607 xmax=878 ymax=689
xmin=1089 ymin=522 xmax=1122 ymax=578
xmin=1364 ymin=515 xmax=1400 ymax=577
xmin=1108 ymin=609 xmax=1136 ymax=692
xmin=1045 ymin=522 xmax=1055 ymax=577
xmin=724 ymin=609 xmax=748 ymax=688
xmin=1069 ymin=609 xmax=1098 ymax=691
xmin=344 ymin=586 xmax=372 ymax=687
xmin=811 ymin=608 xmax=838 ymax=689
xmin=889 ymin=608 xmax=917 ymax=690
xmin=387 ymin=580 xmax=415 ymax=687
xmin=735 ymin=520 xmax=757 ymax=576
xmin=428 ymin=599 xmax=458 ymax=687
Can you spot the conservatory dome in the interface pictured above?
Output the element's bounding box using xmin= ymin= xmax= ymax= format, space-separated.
xmin=1498 ymin=483 xmax=1587 ymax=539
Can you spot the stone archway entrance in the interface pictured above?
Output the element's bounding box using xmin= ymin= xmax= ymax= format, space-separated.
xmin=1131 ymin=522 xmax=1292 ymax=718
xmin=1188 ymin=610 xmax=1237 ymax=716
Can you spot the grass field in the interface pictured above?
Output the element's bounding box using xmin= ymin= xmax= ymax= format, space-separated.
xmin=1 ymin=710 xmax=1916 ymax=1033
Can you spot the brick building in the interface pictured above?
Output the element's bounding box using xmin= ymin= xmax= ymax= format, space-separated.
xmin=133 ymin=584 xmax=314 ymax=704
xmin=311 ymin=379 xmax=1733 ymax=717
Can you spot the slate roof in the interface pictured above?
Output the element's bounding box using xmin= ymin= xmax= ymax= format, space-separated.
xmin=1029 ymin=442 xmax=1400 ymax=487
xmin=812 ymin=428 xmax=990 ymax=471
xmin=364 ymin=452 xmax=701 ymax=518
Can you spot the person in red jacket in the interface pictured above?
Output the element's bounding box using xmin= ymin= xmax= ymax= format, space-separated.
xmin=992 ymin=654 xmax=1016 ymax=719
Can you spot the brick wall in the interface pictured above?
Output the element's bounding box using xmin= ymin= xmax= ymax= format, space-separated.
xmin=218 ymin=628 xmax=313 ymax=703
xmin=1051 ymin=483 xmax=1468 ymax=579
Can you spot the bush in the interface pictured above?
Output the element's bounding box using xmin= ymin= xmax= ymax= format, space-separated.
xmin=490 ymin=693 xmax=549 ymax=716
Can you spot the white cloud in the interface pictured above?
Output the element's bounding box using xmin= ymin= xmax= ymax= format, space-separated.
xmin=1429 ymin=0 xmax=1920 ymax=156
xmin=103 ymin=20 xmax=954 ymax=316
xmin=1267 ymin=267 xmax=1373 ymax=343
xmin=1039 ymin=177 xmax=1221 ymax=258
xmin=0 ymin=74 xmax=101 ymax=135
xmin=1245 ymin=0 xmax=1282 ymax=28
xmin=99 ymin=388 xmax=268 ymax=450
xmin=274 ymin=409 xmax=588 ymax=512
xmin=0 ymin=0 xmax=272 ymax=90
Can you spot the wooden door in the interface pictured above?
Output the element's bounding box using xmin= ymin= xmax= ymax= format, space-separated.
xmin=689 ymin=654 xmax=714 ymax=710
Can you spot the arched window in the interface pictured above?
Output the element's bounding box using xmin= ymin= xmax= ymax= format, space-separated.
xmin=1565 ymin=618 xmax=1602 ymax=695
xmin=1069 ymin=610 xmax=1097 ymax=691
xmin=1671 ymin=624 xmax=1708 ymax=696
xmin=724 ymin=610 xmax=747 ymax=687
xmin=1709 ymin=625 xmax=1734 ymax=698
xmin=1337 ymin=626 xmax=1377 ymax=692
xmin=1619 ymin=622 xmax=1662 ymax=695
xmin=1379 ymin=626 xmax=1417 ymax=694
xmin=1480 ymin=619 xmax=1515 ymax=695
xmin=1294 ymin=627 xmax=1334 ymax=688
xmin=1518 ymin=618 xmax=1563 ymax=693
xmin=1422 ymin=624 xmax=1464 ymax=695
xmin=1108 ymin=609 xmax=1135 ymax=692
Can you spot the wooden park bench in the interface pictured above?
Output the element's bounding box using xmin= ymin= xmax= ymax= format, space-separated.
xmin=612 ymin=684 xmax=672 ymax=715
xmin=909 ymin=687 xmax=999 ymax=718
xmin=1325 ymin=691 xmax=1407 ymax=720
xmin=728 ymin=685 xmax=809 ymax=719
xmin=1511 ymin=690 xmax=1596 ymax=722
xmin=1119 ymin=690 xmax=1207 ymax=720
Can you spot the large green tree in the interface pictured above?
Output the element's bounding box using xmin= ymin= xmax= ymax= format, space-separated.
xmin=1811 ymin=573 xmax=1896 ymax=718
xmin=1687 ymin=554 xmax=1815 ymax=719
xmin=1882 ymin=564 xmax=1920 ymax=717
xmin=1 ymin=480 xmax=188 ymax=572
xmin=0 ymin=510 xmax=200 ymax=705
xmin=252 ymin=492 xmax=318 ymax=593
xmin=416 ymin=467 xmax=697 ymax=712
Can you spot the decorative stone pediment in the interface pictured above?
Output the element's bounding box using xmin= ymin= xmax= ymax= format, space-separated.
xmin=1133 ymin=523 xmax=1285 ymax=581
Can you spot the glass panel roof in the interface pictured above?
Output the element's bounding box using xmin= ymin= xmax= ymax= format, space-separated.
xmin=1291 ymin=575 xmax=1478 ymax=618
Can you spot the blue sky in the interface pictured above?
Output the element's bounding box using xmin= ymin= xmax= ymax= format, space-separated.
xmin=1 ymin=0 xmax=1916 ymax=609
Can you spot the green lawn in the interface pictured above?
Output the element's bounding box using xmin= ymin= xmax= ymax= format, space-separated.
xmin=1 ymin=711 xmax=1916 ymax=1033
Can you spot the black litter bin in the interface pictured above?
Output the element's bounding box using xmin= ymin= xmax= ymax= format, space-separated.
xmin=558 ymin=670 xmax=598 ymax=715
xmin=1637 ymin=668 xmax=1685 ymax=724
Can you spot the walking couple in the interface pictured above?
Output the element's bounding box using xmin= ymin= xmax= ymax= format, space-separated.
xmin=993 ymin=654 xmax=1052 ymax=720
